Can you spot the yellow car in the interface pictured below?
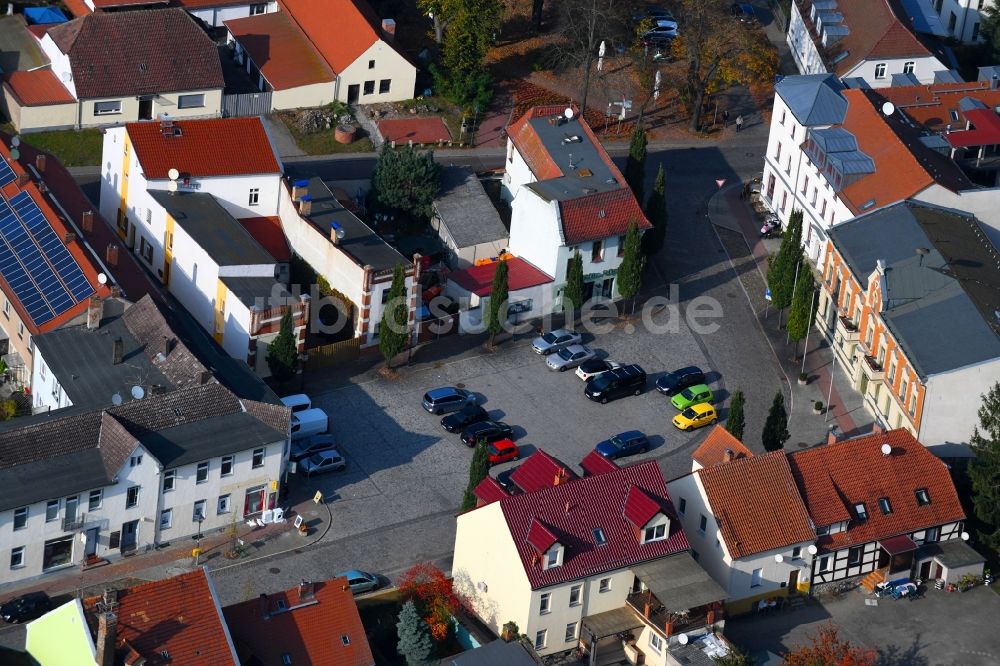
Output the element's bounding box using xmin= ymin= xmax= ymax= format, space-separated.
xmin=672 ymin=403 xmax=718 ymax=431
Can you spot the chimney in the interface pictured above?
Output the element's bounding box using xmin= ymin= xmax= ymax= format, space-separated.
xmin=298 ymin=580 xmax=315 ymax=602
xmin=826 ymin=428 xmax=839 ymax=446
xmin=298 ymin=194 xmax=312 ymax=217
xmin=106 ymin=243 xmax=119 ymax=267
xmin=161 ymin=336 xmax=172 ymax=357
xmin=87 ymin=296 xmax=103 ymax=330
xmin=199 ymin=369 xmax=213 ymax=385
xmin=112 ymin=337 xmax=123 ymax=365
xmin=258 ymin=593 xmax=270 ymax=620
xmin=291 ymin=179 xmax=309 ymax=201
xmin=63 ymin=231 xmax=76 ymax=245
xmin=330 ymin=224 xmax=340 ymax=244
xmin=643 ymin=602 xmax=651 ymax=618
xmin=95 ymin=611 xmax=118 ymax=666
xmin=110 ymin=285 xmax=121 ymax=298
xmin=381 ymin=18 xmax=396 ymax=41
xmin=35 ymin=154 xmax=46 ymax=173
xmin=81 ymin=210 xmax=94 ymax=233
xmin=564 ymin=501 xmax=571 ymax=514
xmin=723 ymin=448 xmax=734 ymax=463
xmin=553 ymin=468 xmax=568 ymax=486
xmin=16 ymin=173 xmax=29 ymax=187
xmin=871 ymin=422 xmax=884 ymax=435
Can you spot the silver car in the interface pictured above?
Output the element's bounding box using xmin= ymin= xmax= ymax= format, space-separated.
xmin=532 ymin=328 xmax=583 ymax=355
xmin=546 ymin=344 xmax=596 ymax=371
xmin=299 ymin=448 xmax=346 ymax=476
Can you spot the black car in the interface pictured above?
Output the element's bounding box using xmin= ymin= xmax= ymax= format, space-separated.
xmin=1 ymin=591 xmax=52 ymax=623
xmin=441 ymin=405 xmax=490 ymax=433
xmin=461 ymin=420 xmax=513 ymax=446
xmin=656 ymin=366 xmax=706 ymax=396
xmin=584 ymin=364 xmax=647 ymax=404
xmin=289 ymin=433 xmax=336 ymax=463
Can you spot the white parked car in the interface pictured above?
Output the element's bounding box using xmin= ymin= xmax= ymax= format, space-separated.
xmin=575 ymin=359 xmax=622 ymax=381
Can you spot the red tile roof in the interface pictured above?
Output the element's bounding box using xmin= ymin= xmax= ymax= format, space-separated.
xmin=127 ymin=117 xmax=281 ymax=180
xmin=787 ymin=429 xmax=965 ymax=553
xmin=499 ymin=460 xmax=688 ymax=589
xmin=510 ymin=449 xmax=577 ymax=493
xmin=580 ymin=449 xmax=619 ymax=477
xmin=623 ymin=485 xmax=663 ymax=529
xmin=225 ymin=12 xmax=335 ymax=90
xmin=47 ymin=8 xmax=223 ymax=99
xmin=869 ymin=82 xmax=1000 ymax=130
xmin=558 ymin=189 xmax=650 ymax=245
xmin=379 ymin=118 xmax=452 ymax=144
xmin=83 ymin=568 xmax=237 ymax=666
xmin=223 ymin=579 xmax=375 ymax=666
xmin=0 ymin=141 xmax=111 ymax=333
xmin=1 ymin=69 xmax=75 ymax=106
xmin=179 ymin=0 xmax=253 ymax=7
xmin=474 ymin=475 xmax=508 ymax=505
xmin=61 ymin=0 xmax=93 ymax=17
xmin=507 ymin=105 xmax=569 ymax=180
xmin=448 ymin=257 xmax=553 ymax=297
xmin=238 ymin=216 xmax=291 ymax=262
xmin=692 ymin=426 xmax=753 ymax=468
xmin=697 ymin=451 xmax=816 ymax=559
xmin=92 ymin=0 xmax=167 ymax=5
xmin=944 ymin=107 xmax=1000 ymax=148
xmin=279 ymin=0 xmax=385 ymax=74
xmin=526 ymin=518 xmax=559 ymax=553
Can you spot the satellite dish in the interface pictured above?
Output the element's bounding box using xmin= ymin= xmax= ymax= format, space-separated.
xmin=331 ymin=222 xmax=346 ymax=240
xmin=678 ymin=633 xmax=689 ymax=645
xmin=881 ymin=443 xmax=892 ymax=456
xmin=807 ymin=544 xmax=818 ymax=555
xmin=97 ymin=272 xmax=108 ymax=285
xmin=961 ymin=531 xmax=970 ymax=541
xmin=881 ymin=101 xmax=896 ymax=116
xmin=9 ymin=148 xmax=18 ymax=161
xmin=166 ymin=180 xmax=178 ymax=193
xmin=775 ymin=553 xmax=784 ymax=563
xmin=564 ymin=107 xmax=575 ymax=120
xmin=111 ymin=393 xmax=123 ymax=406
xmin=167 ymin=167 xmax=180 ymax=181
xmin=11 ymin=136 xmax=19 ymax=147
xmin=131 ymin=385 xmax=145 ymax=400
xmin=61 ymin=71 xmax=72 ymax=83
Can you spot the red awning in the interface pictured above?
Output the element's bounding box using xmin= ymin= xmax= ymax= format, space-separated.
xmin=879 ymin=534 xmax=918 ymax=555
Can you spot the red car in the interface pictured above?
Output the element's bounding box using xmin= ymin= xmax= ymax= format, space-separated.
xmin=487 ymin=439 xmax=520 ymax=466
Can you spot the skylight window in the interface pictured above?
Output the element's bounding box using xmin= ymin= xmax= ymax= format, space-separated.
xmin=915 ymin=488 xmax=931 ymax=505
xmin=854 ymin=503 xmax=868 ymax=521
xmin=592 ymin=528 xmax=607 ymax=546
xmin=878 ymin=497 xmax=892 ymax=514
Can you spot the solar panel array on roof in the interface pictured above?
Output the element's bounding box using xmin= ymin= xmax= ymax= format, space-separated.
xmin=0 ymin=158 xmax=15 ymax=188
xmin=0 ymin=191 xmax=93 ymax=326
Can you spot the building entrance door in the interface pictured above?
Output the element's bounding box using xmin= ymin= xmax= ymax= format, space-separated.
xmin=348 ymin=85 xmax=360 ymax=104
xmin=120 ymin=520 xmax=138 ymax=552
xmin=788 ymin=569 xmax=799 ymax=591
xmin=138 ymin=99 xmax=153 ymax=120
xmin=85 ymin=528 xmax=99 ymax=557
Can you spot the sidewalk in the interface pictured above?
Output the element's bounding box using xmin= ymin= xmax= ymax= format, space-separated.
xmin=707 ymin=184 xmax=873 ymax=446
xmin=0 ymin=484 xmax=332 ymax=605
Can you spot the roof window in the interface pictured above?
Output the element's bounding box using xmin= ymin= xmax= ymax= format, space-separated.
xmin=878 ymin=497 xmax=892 ymax=514
xmin=341 ymin=635 xmax=351 ymax=646
xmin=915 ymin=488 xmax=931 ymax=505
xmin=592 ymin=527 xmax=607 ymax=546
xmin=854 ymin=503 xmax=868 ymax=521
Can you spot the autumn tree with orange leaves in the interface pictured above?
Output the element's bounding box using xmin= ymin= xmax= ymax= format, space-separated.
xmin=782 ymin=623 xmax=876 ymax=666
xmin=398 ymin=562 xmax=461 ymax=643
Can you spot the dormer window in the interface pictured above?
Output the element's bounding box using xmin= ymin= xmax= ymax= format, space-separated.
xmin=544 ymin=543 xmax=563 ymax=569
xmin=642 ymin=514 xmax=670 ymax=544
xmin=915 ymin=488 xmax=931 ymax=506
xmin=854 ymin=503 xmax=868 ymax=521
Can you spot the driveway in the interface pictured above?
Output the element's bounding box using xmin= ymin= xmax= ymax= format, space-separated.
xmin=725 ymin=585 xmax=1000 ymax=665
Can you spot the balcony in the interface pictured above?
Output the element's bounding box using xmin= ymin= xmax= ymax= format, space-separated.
xmin=626 ymin=591 xmax=721 ymax=639
xmin=836 ymin=315 xmax=859 ymax=342
xmin=62 ymin=513 xmax=86 ymax=532
xmin=862 ymin=355 xmax=884 ymax=381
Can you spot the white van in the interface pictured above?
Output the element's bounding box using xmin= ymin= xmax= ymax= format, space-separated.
xmin=291 ymin=408 xmax=328 ymax=441
xmin=281 ymin=394 xmax=312 ymax=414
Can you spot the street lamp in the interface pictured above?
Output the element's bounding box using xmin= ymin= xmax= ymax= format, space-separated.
xmin=193 ymin=511 xmax=205 ymax=564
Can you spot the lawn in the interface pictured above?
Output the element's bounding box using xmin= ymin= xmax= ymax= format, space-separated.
xmin=273 ymin=114 xmax=374 ymax=155
xmin=1 ymin=125 xmax=104 ymax=167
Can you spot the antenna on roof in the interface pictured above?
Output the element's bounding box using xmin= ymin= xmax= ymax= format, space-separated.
xmin=98 ymin=272 xmax=108 ymax=285
xmin=916 ymin=247 xmax=930 ymax=266
xmin=881 ymin=101 xmax=896 ymax=116
xmin=131 ymin=385 xmax=145 ymax=400
xmin=564 ymin=107 xmax=575 ymax=120
xmin=10 ymin=136 xmax=19 ymax=148
xmin=111 ymin=393 xmax=123 ymax=406
xmin=167 ymin=167 xmax=179 ymax=195
xmin=880 ymin=443 xmax=892 ymax=456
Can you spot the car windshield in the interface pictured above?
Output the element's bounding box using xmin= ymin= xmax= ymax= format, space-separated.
xmin=681 ymin=387 xmax=695 ymax=400
xmin=682 ymin=407 xmax=697 ymax=419
xmin=542 ymin=332 xmax=558 ymax=343
xmin=557 ymin=348 xmax=574 ymax=360
xmin=307 ymin=453 xmax=326 ymax=465
xmin=609 ymin=436 xmax=623 ymax=448
xmin=590 ymin=374 xmax=613 ymax=390
xmin=663 ymin=373 xmax=679 ymax=386
xmin=487 ymin=445 xmax=500 ymax=455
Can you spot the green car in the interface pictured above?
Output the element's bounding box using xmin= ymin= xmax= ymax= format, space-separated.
xmin=670 ymin=384 xmax=714 ymax=410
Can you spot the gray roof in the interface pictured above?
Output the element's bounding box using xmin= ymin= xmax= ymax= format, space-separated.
xmin=829 ymin=201 xmax=1000 ymax=378
xmin=448 ymin=641 xmax=538 ymax=666
xmin=934 ymin=69 xmax=964 ymax=83
xmin=433 ymin=167 xmax=508 ymax=248
xmin=891 ymin=72 xmax=921 ymax=87
xmin=520 ymin=115 xmax=621 ymax=202
xmin=290 ymin=174 xmax=407 ymax=271
xmin=139 ymin=411 xmax=285 ymax=468
xmin=811 ymin=127 xmax=858 ymax=153
xmin=33 ymin=300 xmax=173 ymax=410
xmin=917 ymin=539 xmax=986 ymax=568
xmin=776 ymin=74 xmax=848 ymax=126
xmin=220 ymin=276 xmax=292 ymax=309
xmin=149 ymin=191 xmax=274 ymax=267
xmin=977 ymin=66 xmax=1000 ymax=83
xmin=632 ymin=553 xmax=727 ymax=611
xmin=0 ymin=15 xmax=48 ymax=72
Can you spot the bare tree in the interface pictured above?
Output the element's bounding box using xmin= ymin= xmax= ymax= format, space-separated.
xmin=672 ymin=0 xmax=777 ymax=132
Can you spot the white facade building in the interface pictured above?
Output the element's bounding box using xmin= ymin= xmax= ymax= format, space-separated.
xmin=502 ymin=106 xmax=650 ymax=310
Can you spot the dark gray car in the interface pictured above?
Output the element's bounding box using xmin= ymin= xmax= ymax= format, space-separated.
xmin=422 ymin=387 xmax=476 ymax=414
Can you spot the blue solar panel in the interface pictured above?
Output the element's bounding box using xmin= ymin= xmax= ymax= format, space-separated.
xmin=0 ymin=191 xmax=95 ymax=326
xmin=0 ymin=158 xmax=14 ymax=188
